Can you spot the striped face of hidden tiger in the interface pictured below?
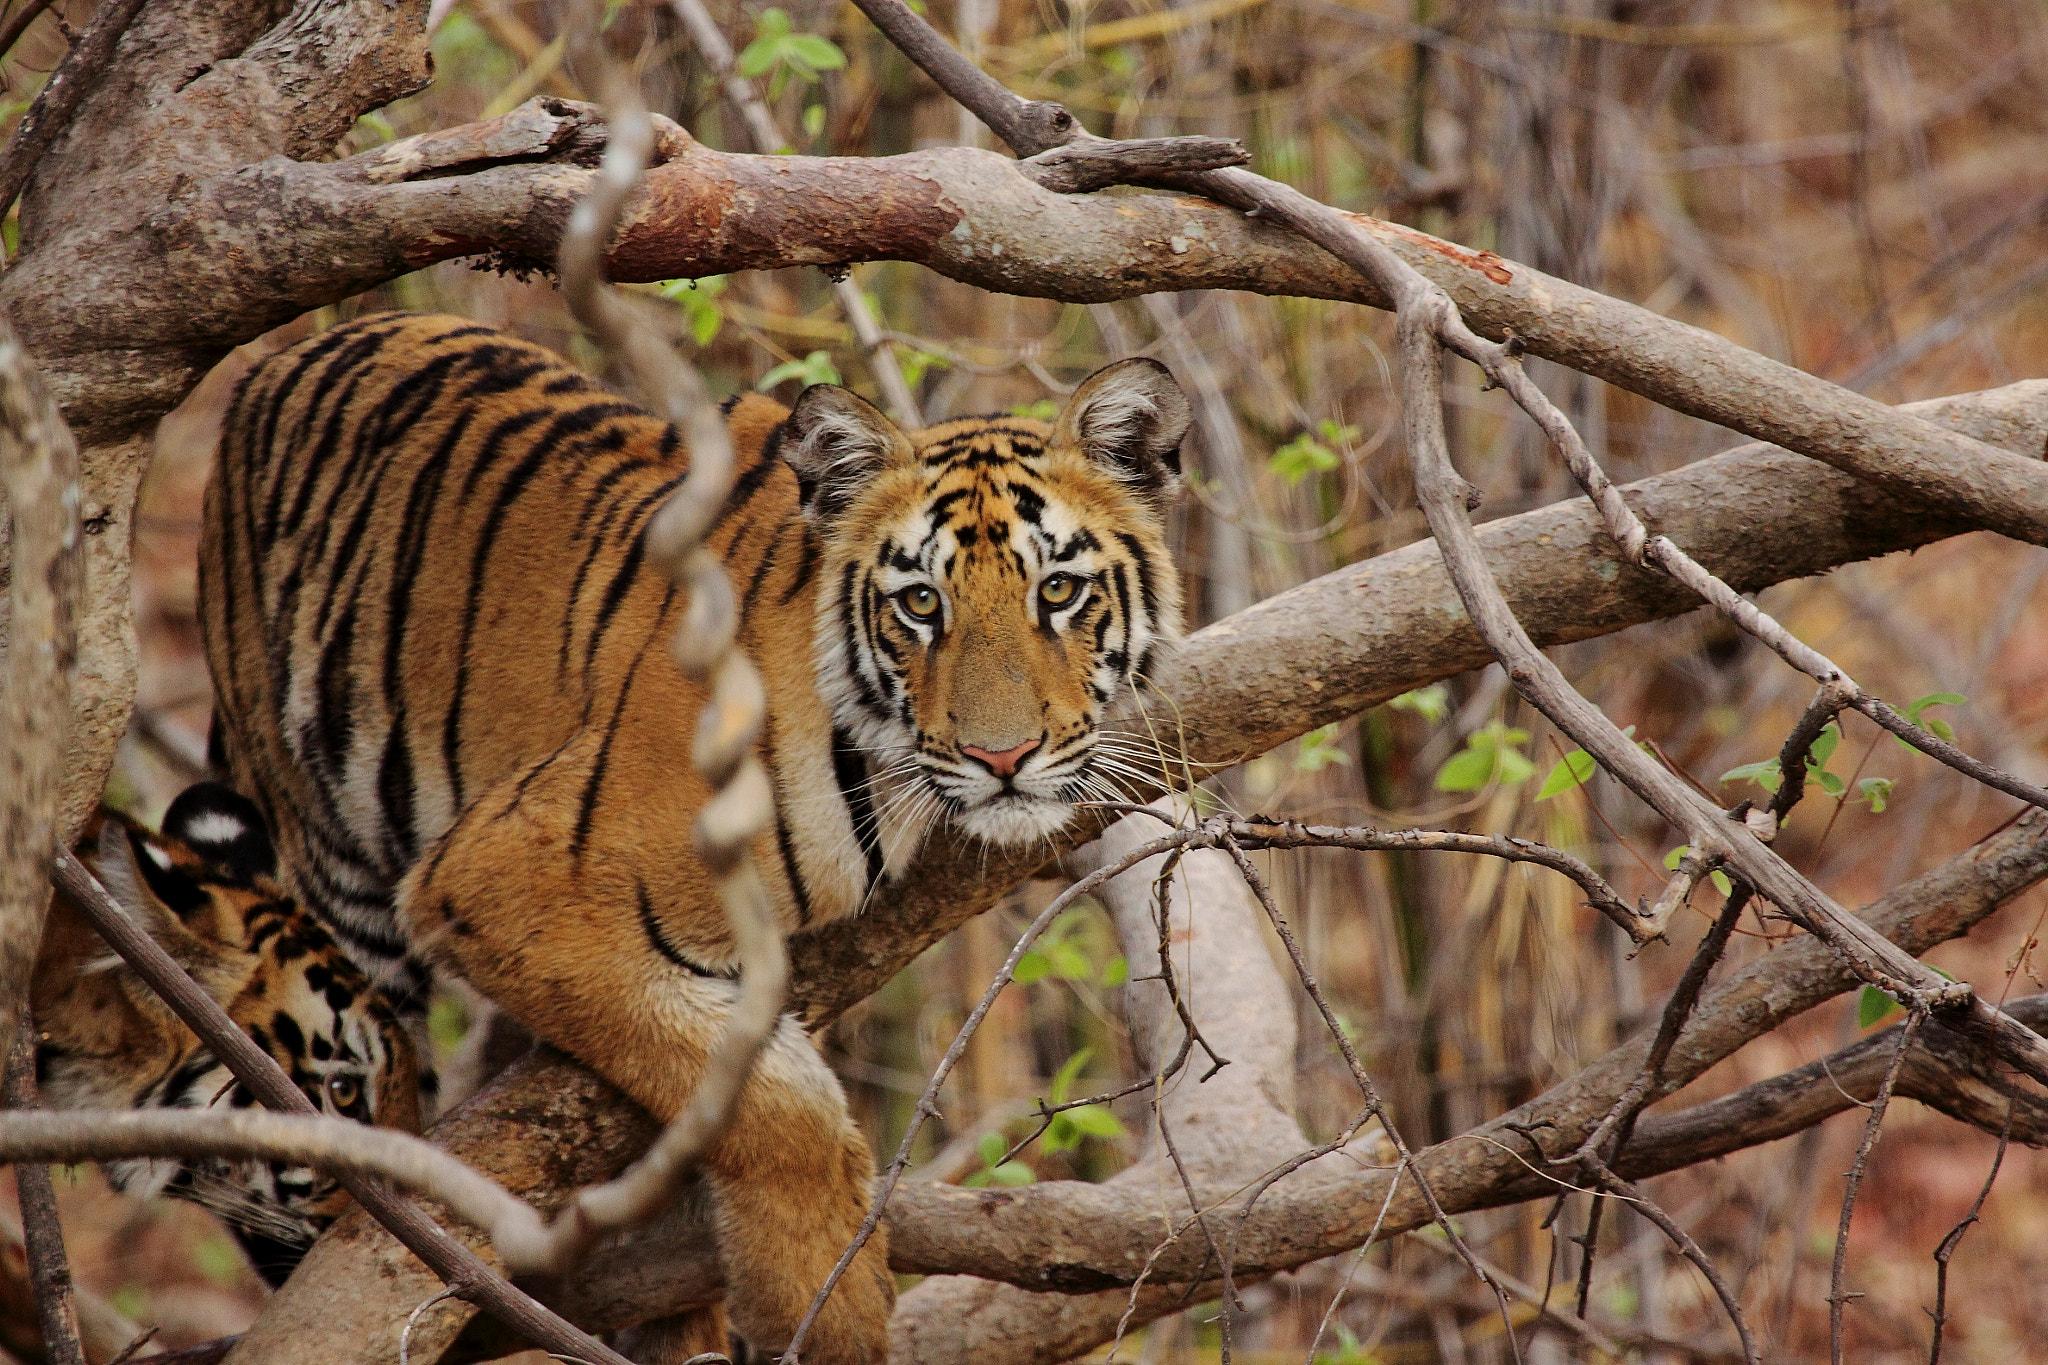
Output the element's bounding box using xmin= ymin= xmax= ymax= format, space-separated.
xmin=199 ymin=312 xmax=1190 ymax=1359
xmin=35 ymin=783 xmax=419 ymax=1286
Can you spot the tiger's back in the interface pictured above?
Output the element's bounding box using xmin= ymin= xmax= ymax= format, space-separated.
xmin=203 ymin=314 xmax=725 ymax=1004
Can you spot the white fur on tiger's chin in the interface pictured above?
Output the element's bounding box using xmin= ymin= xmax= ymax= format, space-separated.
xmin=953 ymin=791 xmax=1076 ymax=847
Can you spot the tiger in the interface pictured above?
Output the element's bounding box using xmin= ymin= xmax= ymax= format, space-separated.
xmin=198 ymin=311 xmax=1189 ymax=1360
xmin=33 ymin=781 xmax=420 ymax=1287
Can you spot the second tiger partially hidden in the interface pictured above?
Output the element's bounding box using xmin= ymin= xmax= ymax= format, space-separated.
xmin=199 ymin=312 xmax=1189 ymax=1361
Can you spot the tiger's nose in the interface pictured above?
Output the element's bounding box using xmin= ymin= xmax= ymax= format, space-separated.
xmin=961 ymin=737 xmax=1041 ymax=779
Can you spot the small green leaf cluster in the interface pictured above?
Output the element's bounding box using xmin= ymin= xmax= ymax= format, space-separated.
xmin=1268 ymin=418 xmax=1361 ymax=486
xmin=1719 ymin=691 xmax=1963 ymax=812
xmin=1533 ymin=727 xmax=1645 ymax=801
xmin=964 ymin=1047 xmax=1128 ymax=1186
xmin=658 ymin=275 xmax=727 ymax=347
xmin=1015 ymin=909 xmax=1127 ymax=987
xmin=897 ymin=346 xmax=950 ymax=388
xmin=965 ymin=1132 xmax=1034 ymax=1187
xmin=737 ymin=8 xmax=847 ymax=102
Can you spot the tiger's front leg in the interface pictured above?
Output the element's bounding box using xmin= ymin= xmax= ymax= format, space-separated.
xmin=398 ymin=768 xmax=893 ymax=1364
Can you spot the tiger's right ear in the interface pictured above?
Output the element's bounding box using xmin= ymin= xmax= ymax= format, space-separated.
xmin=780 ymin=385 xmax=914 ymax=521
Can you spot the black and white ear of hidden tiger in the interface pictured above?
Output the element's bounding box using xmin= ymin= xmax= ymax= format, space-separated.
xmin=88 ymin=816 xmax=255 ymax=999
xmin=160 ymin=781 xmax=276 ymax=882
xmin=782 ymin=383 xmax=915 ymax=519
xmin=1054 ymin=357 xmax=1192 ymax=498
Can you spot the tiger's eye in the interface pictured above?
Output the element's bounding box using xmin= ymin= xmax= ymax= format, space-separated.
xmin=1040 ymin=573 xmax=1080 ymax=609
xmin=326 ymin=1076 xmax=361 ymax=1112
xmin=897 ymin=585 xmax=940 ymax=621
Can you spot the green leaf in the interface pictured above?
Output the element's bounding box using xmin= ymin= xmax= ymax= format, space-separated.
xmin=801 ymin=102 xmax=827 ymax=138
xmin=1857 ymin=985 xmax=1903 ymax=1029
xmin=1808 ymin=722 xmax=1841 ymax=769
xmin=1012 ymin=951 xmax=1052 ymax=985
xmin=977 ymin=1132 xmax=1008 ymax=1168
xmin=1720 ymin=758 xmax=1783 ymax=794
xmin=1269 ymin=432 xmax=1340 ymax=485
xmin=1536 ymin=748 xmax=1596 ymax=800
xmin=756 ymin=6 xmax=792 ymax=37
xmin=1856 ymin=965 xmax=1952 ymax=1028
xmin=1008 ymin=398 xmax=1060 ymax=421
xmin=1064 ymin=1104 xmax=1127 ymax=1139
xmin=1048 ymin=1046 xmax=1093 ymax=1105
xmin=1433 ymin=722 xmax=1533 ymax=792
xmin=735 ymin=37 xmax=780 ymax=77
xmin=785 ymin=33 xmax=847 ymax=69
xmin=756 ymin=350 xmax=840 ymax=390
xmin=900 ymin=347 xmax=948 ymax=387
xmin=1899 ymin=692 xmax=1965 ymax=749
xmin=1815 ymin=768 xmax=1846 ymax=797
xmin=1101 ymin=955 xmax=1129 ymax=987
xmin=1432 ymin=747 xmax=1495 ymax=793
xmin=1709 ymin=870 xmax=1733 ymax=897
xmin=1387 ymin=683 xmax=1450 ymax=724
xmin=1664 ymin=844 xmax=1689 ymax=871
xmin=1906 ymin=691 xmax=1967 ymax=717
xmin=1043 ymin=1114 xmax=1079 ymax=1154
xmin=1857 ymin=777 xmax=1893 ymax=813
xmin=1049 ymin=940 xmax=1093 ymax=981
xmin=966 ymin=1160 xmax=1035 ymax=1187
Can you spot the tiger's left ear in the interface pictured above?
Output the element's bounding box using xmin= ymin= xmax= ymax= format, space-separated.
xmin=1053 ymin=358 xmax=1191 ymax=498
xmin=781 ymin=385 xmax=915 ymax=520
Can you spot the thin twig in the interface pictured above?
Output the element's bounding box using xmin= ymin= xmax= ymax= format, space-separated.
xmin=781 ymin=827 xmax=1204 ymax=1360
xmin=5 ymin=1005 xmax=85 ymax=1365
xmin=1459 ymin=338 xmax=2048 ymax=813
xmin=1926 ymin=1103 xmax=2010 ymax=1365
xmin=1569 ymin=887 xmax=1749 ymax=1317
xmin=1828 ymin=1008 xmax=1925 ymax=1364
xmin=1587 ymin=1164 xmax=1759 ymax=1364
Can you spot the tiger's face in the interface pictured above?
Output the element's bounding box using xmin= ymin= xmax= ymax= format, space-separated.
xmin=785 ymin=361 xmax=1190 ymax=846
xmin=55 ymin=784 xmax=419 ymax=1286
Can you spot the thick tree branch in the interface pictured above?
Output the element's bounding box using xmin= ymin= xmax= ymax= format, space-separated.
xmin=7 ymin=94 xmax=2044 ymax=547
xmin=0 ymin=312 xmax=80 ymax=1073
